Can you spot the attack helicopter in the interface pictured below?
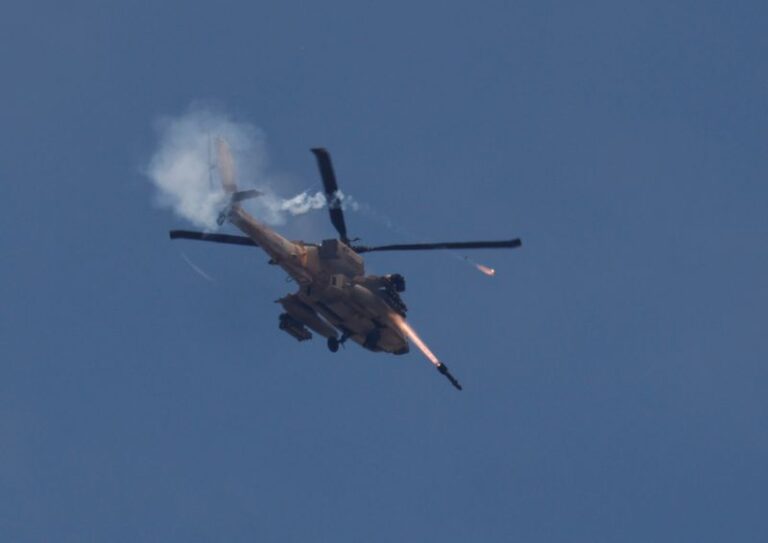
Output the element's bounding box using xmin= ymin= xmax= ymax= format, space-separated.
xmin=169 ymin=141 xmax=522 ymax=390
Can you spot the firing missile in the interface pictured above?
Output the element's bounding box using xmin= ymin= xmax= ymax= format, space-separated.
xmin=437 ymin=363 xmax=463 ymax=391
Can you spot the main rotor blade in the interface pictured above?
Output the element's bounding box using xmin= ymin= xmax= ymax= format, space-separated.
xmin=169 ymin=230 xmax=258 ymax=247
xmin=352 ymin=239 xmax=522 ymax=253
xmin=310 ymin=148 xmax=349 ymax=244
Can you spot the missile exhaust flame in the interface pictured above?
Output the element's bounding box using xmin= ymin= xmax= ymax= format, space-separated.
xmin=390 ymin=312 xmax=440 ymax=367
xmin=461 ymin=256 xmax=496 ymax=277
xmin=475 ymin=263 xmax=496 ymax=276
xmin=389 ymin=312 xmax=463 ymax=390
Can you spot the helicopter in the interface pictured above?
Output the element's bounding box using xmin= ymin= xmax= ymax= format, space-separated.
xmin=169 ymin=141 xmax=522 ymax=390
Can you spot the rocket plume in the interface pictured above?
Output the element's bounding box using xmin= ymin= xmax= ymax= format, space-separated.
xmin=390 ymin=312 xmax=463 ymax=390
xmin=475 ymin=264 xmax=496 ymax=276
xmin=462 ymin=256 xmax=497 ymax=277
xmin=389 ymin=312 xmax=440 ymax=367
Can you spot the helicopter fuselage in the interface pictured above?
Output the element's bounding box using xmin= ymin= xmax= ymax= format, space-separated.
xmin=166 ymin=144 xmax=517 ymax=389
xmin=230 ymin=205 xmax=410 ymax=354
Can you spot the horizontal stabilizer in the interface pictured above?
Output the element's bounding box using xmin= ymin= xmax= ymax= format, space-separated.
xmin=232 ymin=189 xmax=262 ymax=203
xmin=169 ymin=230 xmax=258 ymax=247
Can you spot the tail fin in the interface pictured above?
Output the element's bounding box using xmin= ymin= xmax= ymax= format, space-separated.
xmin=213 ymin=138 xmax=263 ymax=225
xmin=216 ymin=137 xmax=237 ymax=194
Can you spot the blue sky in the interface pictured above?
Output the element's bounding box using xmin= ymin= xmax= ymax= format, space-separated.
xmin=1 ymin=1 xmax=767 ymax=541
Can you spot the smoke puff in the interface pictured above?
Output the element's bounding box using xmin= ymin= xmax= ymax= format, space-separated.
xmin=145 ymin=106 xmax=329 ymax=230
xmin=281 ymin=191 xmax=327 ymax=215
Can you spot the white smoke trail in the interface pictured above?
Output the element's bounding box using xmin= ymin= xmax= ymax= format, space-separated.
xmin=145 ymin=105 xmax=333 ymax=229
xmin=280 ymin=191 xmax=327 ymax=215
xmin=180 ymin=252 xmax=215 ymax=282
xmin=278 ymin=189 xmax=360 ymax=216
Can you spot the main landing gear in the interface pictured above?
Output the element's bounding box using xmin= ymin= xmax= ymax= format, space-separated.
xmin=327 ymin=333 xmax=351 ymax=353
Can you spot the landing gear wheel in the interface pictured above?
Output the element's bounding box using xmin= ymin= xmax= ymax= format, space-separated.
xmin=327 ymin=337 xmax=340 ymax=353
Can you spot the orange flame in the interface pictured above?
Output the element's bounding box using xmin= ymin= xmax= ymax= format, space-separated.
xmin=475 ymin=264 xmax=496 ymax=277
xmin=389 ymin=313 xmax=441 ymax=367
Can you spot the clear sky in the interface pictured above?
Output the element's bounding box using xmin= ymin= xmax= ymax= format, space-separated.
xmin=2 ymin=1 xmax=767 ymax=541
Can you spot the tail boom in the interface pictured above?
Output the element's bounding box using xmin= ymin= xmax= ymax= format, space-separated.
xmin=229 ymin=206 xmax=311 ymax=284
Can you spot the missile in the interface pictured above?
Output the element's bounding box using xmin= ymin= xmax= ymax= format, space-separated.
xmin=437 ymin=363 xmax=463 ymax=391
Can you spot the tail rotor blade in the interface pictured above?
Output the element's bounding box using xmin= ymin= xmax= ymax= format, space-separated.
xmin=311 ymin=148 xmax=349 ymax=244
